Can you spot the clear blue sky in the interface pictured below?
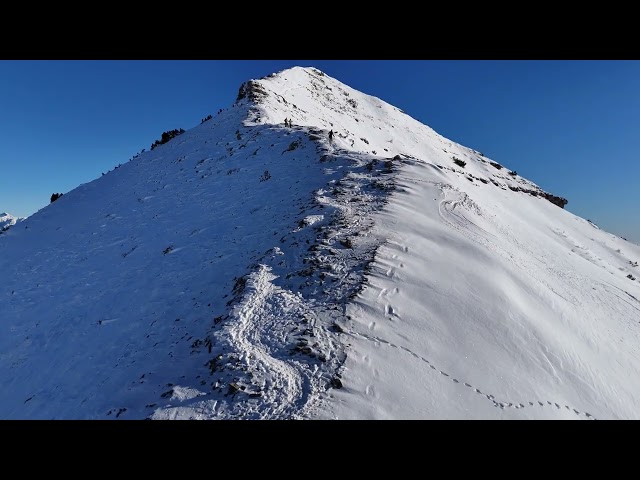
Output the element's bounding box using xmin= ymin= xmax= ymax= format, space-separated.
xmin=0 ymin=60 xmax=638 ymax=242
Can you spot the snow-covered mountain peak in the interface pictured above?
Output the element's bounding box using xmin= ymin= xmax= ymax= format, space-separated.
xmin=235 ymin=66 xmax=565 ymax=208
xmin=236 ymin=66 xmax=441 ymax=156
xmin=0 ymin=212 xmax=24 ymax=232
xmin=0 ymin=66 xmax=638 ymax=420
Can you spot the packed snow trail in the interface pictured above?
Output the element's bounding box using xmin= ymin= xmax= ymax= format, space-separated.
xmin=213 ymin=265 xmax=313 ymax=419
xmin=150 ymin=125 xmax=395 ymax=420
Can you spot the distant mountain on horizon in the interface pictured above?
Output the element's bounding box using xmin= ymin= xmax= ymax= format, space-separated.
xmin=0 ymin=212 xmax=24 ymax=233
xmin=0 ymin=66 xmax=638 ymax=420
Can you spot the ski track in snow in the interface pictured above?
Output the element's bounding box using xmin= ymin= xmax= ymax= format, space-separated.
xmin=435 ymin=181 xmax=613 ymax=312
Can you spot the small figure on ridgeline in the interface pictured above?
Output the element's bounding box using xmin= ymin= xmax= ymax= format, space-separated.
xmin=284 ymin=118 xmax=289 ymax=127
xmin=329 ymin=129 xmax=334 ymax=141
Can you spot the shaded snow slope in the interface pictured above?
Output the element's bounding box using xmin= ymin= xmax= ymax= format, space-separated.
xmin=0 ymin=80 xmax=392 ymax=419
xmin=1 ymin=66 xmax=638 ymax=419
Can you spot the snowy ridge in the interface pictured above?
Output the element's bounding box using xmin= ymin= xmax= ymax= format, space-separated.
xmin=237 ymin=67 xmax=564 ymax=206
xmin=0 ymin=66 xmax=639 ymax=419
xmin=152 ymin=131 xmax=394 ymax=419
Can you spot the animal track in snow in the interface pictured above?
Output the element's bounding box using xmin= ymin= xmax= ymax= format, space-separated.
xmin=378 ymin=287 xmax=400 ymax=298
xmin=345 ymin=328 xmax=596 ymax=419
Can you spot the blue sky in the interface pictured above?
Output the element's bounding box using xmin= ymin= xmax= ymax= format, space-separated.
xmin=0 ymin=60 xmax=638 ymax=242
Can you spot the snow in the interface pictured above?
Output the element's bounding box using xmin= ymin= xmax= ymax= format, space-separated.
xmin=0 ymin=212 xmax=24 ymax=232
xmin=1 ymin=66 xmax=639 ymax=419
xmin=320 ymin=166 xmax=640 ymax=419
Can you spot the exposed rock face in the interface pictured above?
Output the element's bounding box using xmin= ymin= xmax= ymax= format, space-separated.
xmin=235 ymin=80 xmax=268 ymax=104
xmin=541 ymin=193 xmax=568 ymax=209
xmin=504 ymin=186 xmax=568 ymax=209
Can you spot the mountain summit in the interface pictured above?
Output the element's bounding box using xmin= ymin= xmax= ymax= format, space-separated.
xmin=0 ymin=67 xmax=638 ymax=420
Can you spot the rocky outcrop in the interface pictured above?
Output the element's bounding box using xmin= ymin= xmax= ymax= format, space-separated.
xmin=541 ymin=193 xmax=568 ymax=209
xmin=235 ymin=80 xmax=268 ymax=104
xmin=503 ymin=187 xmax=568 ymax=209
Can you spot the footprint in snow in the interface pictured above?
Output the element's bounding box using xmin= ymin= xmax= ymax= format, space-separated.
xmin=365 ymin=385 xmax=376 ymax=397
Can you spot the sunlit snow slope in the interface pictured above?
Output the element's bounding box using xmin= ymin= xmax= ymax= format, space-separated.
xmin=1 ymin=67 xmax=639 ymax=419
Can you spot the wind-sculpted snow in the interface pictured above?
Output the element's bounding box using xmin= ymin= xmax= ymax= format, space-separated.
xmin=1 ymin=66 xmax=639 ymax=419
xmin=318 ymin=158 xmax=640 ymax=420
